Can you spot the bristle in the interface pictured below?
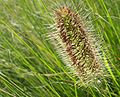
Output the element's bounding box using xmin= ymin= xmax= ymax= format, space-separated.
xmin=47 ymin=4 xmax=106 ymax=84
xmin=55 ymin=7 xmax=102 ymax=80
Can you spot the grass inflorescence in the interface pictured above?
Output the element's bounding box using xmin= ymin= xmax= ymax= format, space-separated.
xmin=47 ymin=5 xmax=105 ymax=84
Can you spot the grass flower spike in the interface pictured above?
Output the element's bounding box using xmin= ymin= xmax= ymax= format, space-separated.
xmin=47 ymin=5 xmax=104 ymax=84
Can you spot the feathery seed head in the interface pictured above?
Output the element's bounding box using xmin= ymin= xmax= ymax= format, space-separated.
xmin=48 ymin=5 xmax=105 ymax=84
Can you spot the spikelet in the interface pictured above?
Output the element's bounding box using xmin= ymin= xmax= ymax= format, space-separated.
xmin=46 ymin=2 xmax=105 ymax=85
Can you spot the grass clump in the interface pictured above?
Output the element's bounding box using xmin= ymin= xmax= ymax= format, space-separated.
xmin=0 ymin=0 xmax=120 ymax=97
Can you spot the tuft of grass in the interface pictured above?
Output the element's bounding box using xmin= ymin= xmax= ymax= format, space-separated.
xmin=0 ymin=0 xmax=120 ymax=97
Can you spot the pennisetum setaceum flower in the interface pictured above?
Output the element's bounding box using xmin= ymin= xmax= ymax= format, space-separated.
xmin=46 ymin=1 xmax=107 ymax=85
